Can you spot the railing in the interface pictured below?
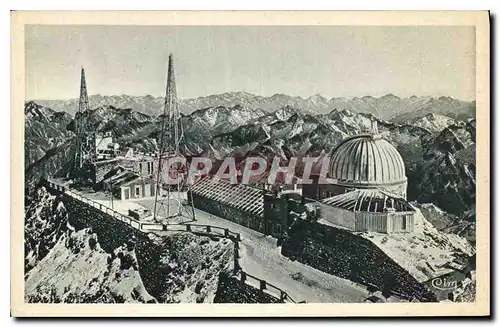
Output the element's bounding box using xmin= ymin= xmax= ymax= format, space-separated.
xmin=41 ymin=180 xmax=244 ymax=243
xmin=41 ymin=178 xmax=298 ymax=303
xmin=234 ymin=270 xmax=297 ymax=303
xmin=43 ymin=179 xmax=146 ymax=232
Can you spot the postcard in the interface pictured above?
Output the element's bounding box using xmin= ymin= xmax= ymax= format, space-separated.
xmin=11 ymin=10 xmax=490 ymax=317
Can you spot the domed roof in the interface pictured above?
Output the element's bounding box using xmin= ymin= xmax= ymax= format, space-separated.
xmin=329 ymin=134 xmax=406 ymax=186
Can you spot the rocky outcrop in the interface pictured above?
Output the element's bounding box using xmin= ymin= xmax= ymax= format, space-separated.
xmin=24 ymin=186 xmax=70 ymax=273
xmin=25 ymin=185 xmax=235 ymax=303
xmin=137 ymin=233 xmax=234 ymax=303
xmin=25 ymin=229 xmax=156 ymax=303
xmin=214 ymin=271 xmax=281 ymax=303
xmin=409 ymin=113 xmax=460 ymax=134
xmin=408 ymin=123 xmax=475 ymax=216
xmin=24 ymin=186 xmax=156 ymax=303
xmin=25 ymin=102 xmax=75 ymax=189
xmin=416 ymin=203 xmax=476 ymax=244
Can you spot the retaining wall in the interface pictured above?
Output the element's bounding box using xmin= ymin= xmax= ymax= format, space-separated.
xmin=281 ymin=218 xmax=437 ymax=302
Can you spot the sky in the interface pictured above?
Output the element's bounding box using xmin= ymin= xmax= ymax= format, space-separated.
xmin=25 ymin=25 xmax=476 ymax=101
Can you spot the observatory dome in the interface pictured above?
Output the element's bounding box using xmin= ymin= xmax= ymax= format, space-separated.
xmin=328 ymin=134 xmax=408 ymax=198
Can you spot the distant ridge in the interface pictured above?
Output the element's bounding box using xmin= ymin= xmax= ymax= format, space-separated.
xmin=32 ymin=91 xmax=475 ymax=121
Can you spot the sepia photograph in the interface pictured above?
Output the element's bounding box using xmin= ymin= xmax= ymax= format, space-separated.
xmin=10 ymin=10 xmax=490 ymax=317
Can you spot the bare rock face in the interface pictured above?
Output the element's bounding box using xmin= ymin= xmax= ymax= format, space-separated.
xmin=24 ymin=185 xmax=234 ymax=303
xmin=416 ymin=203 xmax=476 ymax=244
xmin=137 ymin=233 xmax=234 ymax=303
xmin=408 ymin=123 xmax=475 ymax=216
xmin=25 ymin=101 xmax=75 ymax=189
xmin=24 ymin=187 xmax=69 ymax=273
xmin=409 ymin=113 xmax=460 ymax=134
xmin=25 ymin=228 xmax=157 ymax=303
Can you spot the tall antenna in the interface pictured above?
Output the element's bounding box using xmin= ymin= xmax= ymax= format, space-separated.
xmin=73 ymin=67 xmax=96 ymax=176
xmin=153 ymin=54 xmax=196 ymax=222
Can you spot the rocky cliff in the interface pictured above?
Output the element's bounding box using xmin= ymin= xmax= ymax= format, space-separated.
xmin=25 ymin=102 xmax=75 ymax=189
xmin=24 ymin=186 xmax=235 ymax=303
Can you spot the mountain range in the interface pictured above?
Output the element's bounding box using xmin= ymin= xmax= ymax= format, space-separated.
xmin=25 ymin=100 xmax=475 ymax=221
xmin=32 ymin=92 xmax=475 ymax=122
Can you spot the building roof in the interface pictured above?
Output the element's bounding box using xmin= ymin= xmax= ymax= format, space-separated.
xmin=119 ymin=147 xmax=134 ymax=157
xmin=93 ymin=157 xmax=121 ymax=166
xmin=322 ymin=189 xmax=415 ymax=213
xmin=101 ymin=165 xmax=126 ymax=180
xmin=191 ymin=176 xmax=264 ymax=217
xmin=103 ymin=169 xmax=140 ymax=188
xmin=329 ymin=134 xmax=407 ymax=186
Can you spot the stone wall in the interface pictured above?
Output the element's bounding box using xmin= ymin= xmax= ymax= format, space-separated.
xmin=302 ymin=181 xmax=353 ymax=200
xmin=281 ymin=218 xmax=437 ymax=302
xmin=214 ymin=271 xmax=281 ymax=303
xmin=318 ymin=202 xmax=356 ymax=230
xmin=263 ymin=193 xmax=290 ymax=237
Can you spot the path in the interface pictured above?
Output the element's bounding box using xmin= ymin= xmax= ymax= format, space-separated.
xmin=132 ymin=199 xmax=369 ymax=303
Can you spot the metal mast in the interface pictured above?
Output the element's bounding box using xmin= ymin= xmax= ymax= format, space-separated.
xmin=153 ymin=54 xmax=196 ymax=222
xmin=73 ymin=67 xmax=95 ymax=174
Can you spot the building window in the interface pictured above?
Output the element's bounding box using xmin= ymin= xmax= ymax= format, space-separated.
xmin=402 ymin=215 xmax=407 ymax=230
xmin=135 ymin=186 xmax=141 ymax=197
xmin=139 ymin=163 xmax=143 ymax=173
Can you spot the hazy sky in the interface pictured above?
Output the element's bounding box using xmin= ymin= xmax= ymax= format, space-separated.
xmin=25 ymin=25 xmax=476 ymax=101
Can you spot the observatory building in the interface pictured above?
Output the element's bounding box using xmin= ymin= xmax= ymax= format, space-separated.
xmin=303 ymin=128 xmax=408 ymax=200
xmin=313 ymin=130 xmax=416 ymax=233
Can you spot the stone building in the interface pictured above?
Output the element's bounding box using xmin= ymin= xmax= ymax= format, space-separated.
xmin=191 ymin=176 xmax=309 ymax=238
xmin=95 ymin=132 xmax=120 ymax=160
xmin=101 ymin=169 xmax=156 ymax=200
xmin=91 ymin=154 xmax=158 ymax=184
xmin=249 ymin=171 xmax=302 ymax=194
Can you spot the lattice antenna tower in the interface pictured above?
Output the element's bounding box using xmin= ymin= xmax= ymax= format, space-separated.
xmin=73 ymin=67 xmax=96 ymax=173
xmin=153 ymin=54 xmax=196 ymax=222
